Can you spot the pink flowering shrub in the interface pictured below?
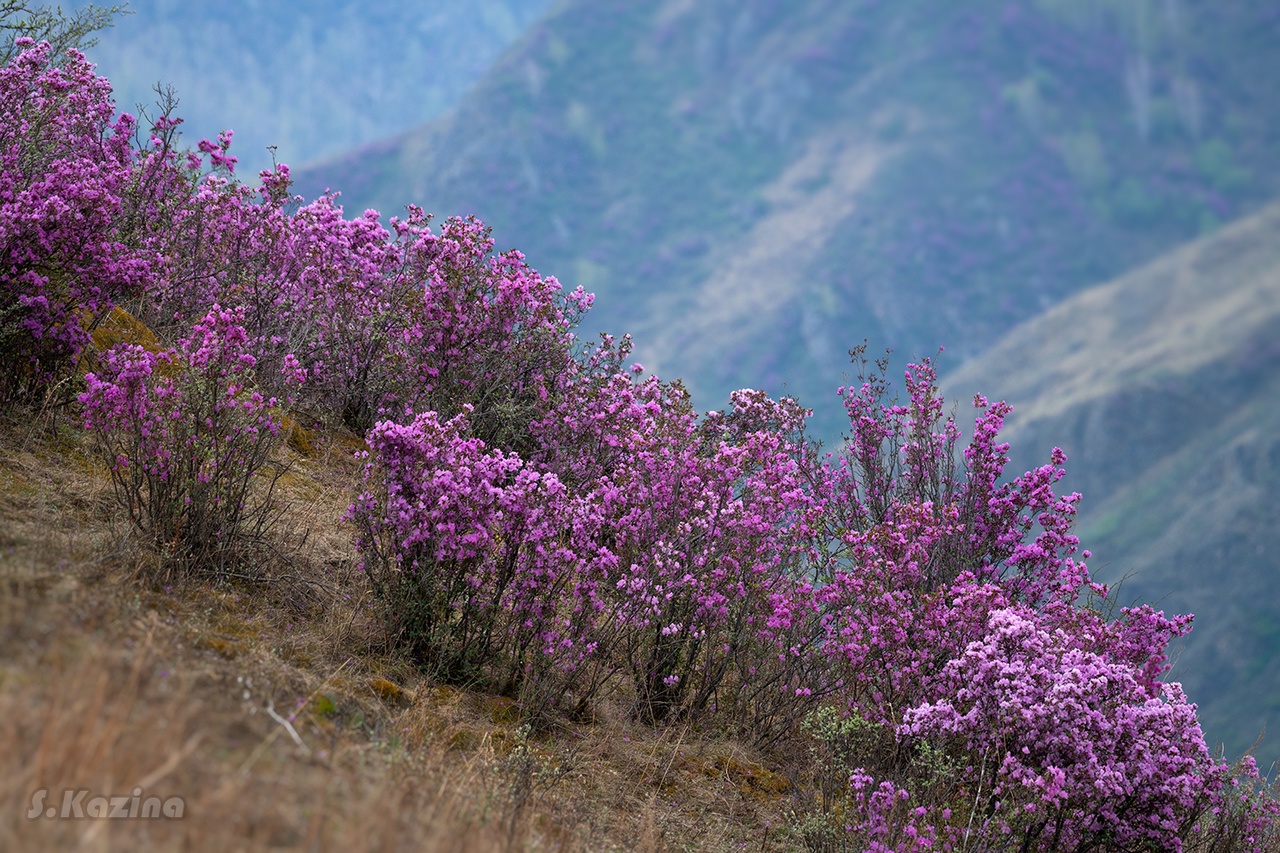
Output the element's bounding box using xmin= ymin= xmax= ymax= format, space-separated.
xmin=1185 ymin=756 xmax=1280 ymax=851
xmin=0 ymin=43 xmax=584 ymax=441
xmin=137 ymin=163 xmax=286 ymax=338
xmin=127 ymin=134 xmax=313 ymax=386
xmin=348 ymin=406 xmax=575 ymax=683
xmin=350 ymin=354 xmax=835 ymax=735
xmin=350 ymin=330 xmax=1258 ymax=852
xmin=0 ymin=39 xmax=150 ymax=401
xmin=528 ymin=344 xmax=838 ymax=734
xmin=265 ymin=206 xmax=587 ymax=440
xmin=141 ymin=180 xmax=586 ymax=443
xmin=79 ymin=304 xmax=292 ymax=574
xmin=253 ymin=194 xmax=400 ymax=430
xmin=814 ymin=352 xmax=1091 ymax=726
xmin=896 ymin=606 xmax=1218 ymax=849
xmin=109 ymin=112 xmax=402 ymax=435
xmin=557 ymin=378 xmax=829 ymax=727
xmin=383 ymin=212 xmax=591 ymax=446
xmin=837 ymin=772 xmax=949 ymax=853
xmin=792 ymin=350 xmax=1243 ymax=850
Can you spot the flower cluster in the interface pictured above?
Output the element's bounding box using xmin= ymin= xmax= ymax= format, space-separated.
xmin=349 ymin=349 xmax=832 ymax=730
xmin=899 ymin=606 xmax=1217 ymax=848
xmin=0 ymin=39 xmax=150 ymax=400
xmin=350 ymin=406 xmax=573 ymax=682
xmin=79 ymin=304 xmax=286 ymax=571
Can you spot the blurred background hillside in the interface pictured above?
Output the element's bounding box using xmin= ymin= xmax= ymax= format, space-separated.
xmin=64 ymin=0 xmax=555 ymax=178
xmin=68 ymin=0 xmax=1280 ymax=767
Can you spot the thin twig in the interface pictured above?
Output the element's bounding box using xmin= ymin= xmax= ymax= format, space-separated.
xmin=266 ymin=698 xmax=310 ymax=754
xmin=230 ymin=657 xmax=351 ymax=780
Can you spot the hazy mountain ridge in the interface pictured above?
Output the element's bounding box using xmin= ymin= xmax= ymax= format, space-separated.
xmin=64 ymin=0 xmax=555 ymax=177
xmin=299 ymin=0 xmax=1280 ymax=438
xmin=942 ymin=199 xmax=1280 ymax=764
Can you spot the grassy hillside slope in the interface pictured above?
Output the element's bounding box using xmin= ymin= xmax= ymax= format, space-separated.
xmin=942 ymin=198 xmax=1280 ymax=767
xmin=5 ymin=8 xmax=1280 ymax=845
xmin=0 ymin=412 xmax=796 ymax=851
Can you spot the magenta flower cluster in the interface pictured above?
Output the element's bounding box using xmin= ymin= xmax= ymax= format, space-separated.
xmin=898 ymin=606 xmax=1215 ymax=847
xmin=79 ymin=303 xmax=288 ymax=568
xmin=3 ymin=40 xmax=1276 ymax=850
xmin=0 ymin=39 xmax=150 ymax=400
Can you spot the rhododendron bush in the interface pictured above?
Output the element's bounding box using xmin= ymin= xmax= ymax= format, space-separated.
xmin=0 ymin=39 xmax=149 ymax=401
xmin=3 ymin=39 xmax=1277 ymax=850
xmin=79 ymin=304 xmax=292 ymax=572
xmin=898 ymin=606 xmax=1215 ymax=849
xmin=348 ymin=347 xmax=835 ymax=732
xmin=350 ymin=406 xmax=576 ymax=684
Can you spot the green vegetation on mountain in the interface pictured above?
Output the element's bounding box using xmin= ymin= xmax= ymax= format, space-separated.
xmin=299 ymin=0 xmax=1280 ymax=441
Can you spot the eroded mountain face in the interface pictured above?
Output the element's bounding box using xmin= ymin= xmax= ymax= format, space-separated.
xmin=300 ymin=0 xmax=1280 ymax=439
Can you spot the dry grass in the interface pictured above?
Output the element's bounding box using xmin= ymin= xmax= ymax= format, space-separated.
xmin=0 ymin=408 xmax=803 ymax=852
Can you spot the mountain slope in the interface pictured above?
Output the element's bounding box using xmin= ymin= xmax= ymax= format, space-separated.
xmin=942 ymin=199 xmax=1280 ymax=766
xmin=64 ymin=0 xmax=555 ymax=177
xmin=298 ymin=0 xmax=1280 ymax=437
